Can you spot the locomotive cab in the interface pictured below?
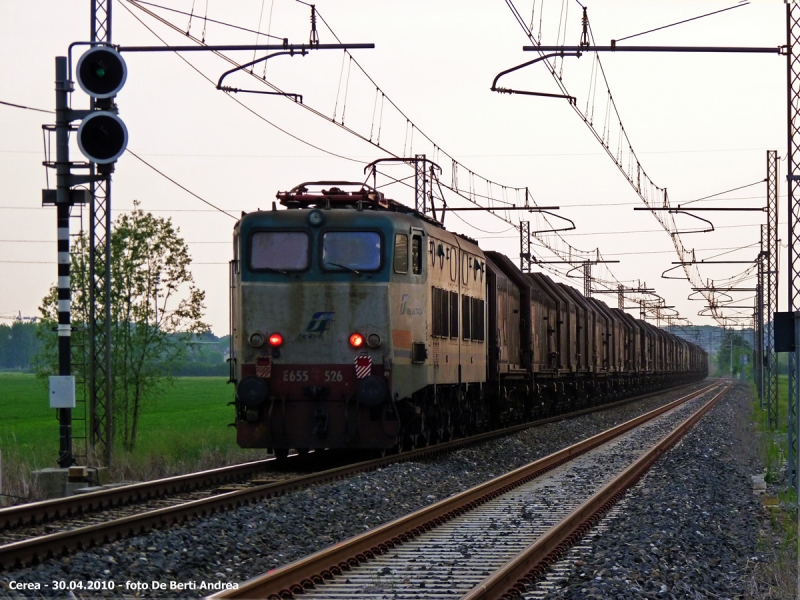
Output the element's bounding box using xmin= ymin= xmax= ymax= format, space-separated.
xmin=230 ymin=183 xmax=439 ymax=452
xmin=228 ymin=180 xmax=707 ymax=458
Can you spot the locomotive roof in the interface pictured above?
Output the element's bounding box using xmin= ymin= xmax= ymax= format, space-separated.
xmin=267 ymin=180 xmax=479 ymax=246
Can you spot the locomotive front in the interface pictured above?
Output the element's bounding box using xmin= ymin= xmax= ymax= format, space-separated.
xmin=230 ymin=185 xmax=425 ymax=456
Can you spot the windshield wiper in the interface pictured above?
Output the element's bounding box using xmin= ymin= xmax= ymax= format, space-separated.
xmin=261 ymin=266 xmax=288 ymax=275
xmin=326 ymin=262 xmax=361 ymax=275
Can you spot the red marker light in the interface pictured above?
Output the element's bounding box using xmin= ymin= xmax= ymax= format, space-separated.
xmin=349 ymin=333 xmax=364 ymax=348
xmin=268 ymin=333 xmax=283 ymax=347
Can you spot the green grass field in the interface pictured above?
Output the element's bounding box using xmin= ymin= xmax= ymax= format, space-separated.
xmin=0 ymin=373 xmax=264 ymax=477
xmin=752 ymin=375 xmax=791 ymax=495
xmin=0 ymin=373 xmax=58 ymax=469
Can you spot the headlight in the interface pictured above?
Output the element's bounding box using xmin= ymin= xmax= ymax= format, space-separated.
xmin=249 ymin=332 xmax=265 ymax=348
xmin=367 ymin=333 xmax=382 ymax=348
xmin=308 ymin=210 xmax=324 ymax=226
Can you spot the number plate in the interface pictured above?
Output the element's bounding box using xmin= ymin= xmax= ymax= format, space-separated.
xmin=271 ymin=364 xmax=384 ymax=397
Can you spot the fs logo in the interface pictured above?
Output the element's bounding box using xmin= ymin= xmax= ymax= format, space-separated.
xmin=305 ymin=312 xmax=335 ymax=333
xmin=400 ymin=294 xmax=423 ymax=316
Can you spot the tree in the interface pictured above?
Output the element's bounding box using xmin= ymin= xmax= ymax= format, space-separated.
xmin=0 ymin=321 xmax=40 ymax=370
xmin=715 ymin=329 xmax=752 ymax=379
xmin=37 ymin=202 xmax=208 ymax=451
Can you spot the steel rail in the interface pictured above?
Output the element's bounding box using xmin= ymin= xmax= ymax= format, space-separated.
xmin=463 ymin=384 xmax=731 ymax=600
xmin=0 ymin=378 xmax=710 ymax=571
xmin=0 ymin=378 xmax=703 ymax=533
xmin=0 ymin=457 xmax=284 ymax=530
xmin=210 ymin=382 xmax=720 ymax=599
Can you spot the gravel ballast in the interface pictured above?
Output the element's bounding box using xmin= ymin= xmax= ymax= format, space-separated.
xmin=0 ymin=380 xmax=769 ymax=598
xmin=531 ymin=382 xmax=770 ymax=599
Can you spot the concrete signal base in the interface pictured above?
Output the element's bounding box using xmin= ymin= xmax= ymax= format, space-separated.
xmin=31 ymin=466 xmax=110 ymax=499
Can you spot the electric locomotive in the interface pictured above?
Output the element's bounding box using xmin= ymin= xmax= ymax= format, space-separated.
xmin=230 ymin=182 xmax=489 ymax=457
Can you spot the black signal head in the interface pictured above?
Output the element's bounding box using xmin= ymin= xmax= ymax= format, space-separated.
xmin=76 ymin=46 xmax=127 ymax=99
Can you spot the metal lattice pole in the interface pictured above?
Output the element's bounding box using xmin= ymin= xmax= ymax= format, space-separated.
xmin=414 ymin=154 xmax=426 ymax=213
xmin=787 ymin=2 xmax=800 ymax=491
xmin=787 ymin=0 xmax=800 ymax=491
xmin=520 ymin=221 xmax=531 ymax=272
xmin=89 ymin=0 xmax=113 ymax=466
xmin=787 ymin=18 xmax=800 ymax=587
xmin=618 ymin=284 xmax=624 ymax=310
xmin=756 ymin=238 xmax=764 ymax=405
xmin=767 ymin=150 xmax=780 ymax=429
xmin=583 ymin=262 xmax=591 ymax=297
xmin=756 ymin=287 xmax=761 ymax=394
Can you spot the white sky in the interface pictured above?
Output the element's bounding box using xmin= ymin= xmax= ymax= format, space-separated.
xmin=0 ymin=0 xmax=787 ymax=335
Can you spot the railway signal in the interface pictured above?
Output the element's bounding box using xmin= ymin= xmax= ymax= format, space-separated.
xmin=43 ymin=46 xmax=129 ymax=468
xmin=75 ymin=46 xmax=128 ymax=165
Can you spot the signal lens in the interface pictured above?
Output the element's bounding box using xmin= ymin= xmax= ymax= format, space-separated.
xmin=268 ymin=333 xmax=284 ymax=347
xmin=349 ymin=333 xmax=365 ymax=348
xmin=76 ymin=46 xmax=128 ymax=99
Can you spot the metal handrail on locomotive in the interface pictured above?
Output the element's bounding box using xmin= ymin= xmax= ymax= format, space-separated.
xmin=229 ymin=182 xmax=708 ymax=458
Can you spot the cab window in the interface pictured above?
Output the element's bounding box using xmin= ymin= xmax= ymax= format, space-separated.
xmin=322 ymin=231 xmax=381 ymax=271
xmin=394 ymin=234 xmax=409 ymax=273
xmin=251 ymin=231 xmax=309 ymax=270
xmin=412 ymin=234 xmax=423 ymax=274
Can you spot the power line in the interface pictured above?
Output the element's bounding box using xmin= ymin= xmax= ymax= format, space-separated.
xmin=0 ymin=100 xmax=53 ymax=114
xmin=614 ymin=2 xmax=750 ymax=44
xmin=119 ymin=0 xmax=366 ymax=165
xmin=504 ymin=1 xmax=760 ymax=326
xmin=118 ymin=0 xmax=761 ymax=322
xmin=678 ymin=179 xmax=765 ymax=206
xmin=123 ymin=0 xmax=633 ymax=290
xmin=553 ymin=243 xmax=758 ymax=258
xmin=130 ymin=0 xmax=286 ymax=40
xmin=127 ymin=150 xmax=237 ymax=220
xmin=1 ymin=103 xmax=240 ymax=221
xmin=479 ymin=222 xmax=762 ymax=239
xmin=0 ymin=147 xmax=784 ymax=157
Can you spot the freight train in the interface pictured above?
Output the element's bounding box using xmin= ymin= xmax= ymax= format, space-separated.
xmin=229 ymin=181 xmax=707 ymax=457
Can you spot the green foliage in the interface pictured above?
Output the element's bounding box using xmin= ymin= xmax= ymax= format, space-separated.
xmin=173 ymin=332 xmax=229 ymax=376
xmin=714 ymin=329 xmax=752 ymax=378
xmin=753 ymin=375 xmax=789 ymax=488
xmin=35 ymin=202 xmax=208 ymax=451
xmin=0 ymin=322 xmax=41 ymax=370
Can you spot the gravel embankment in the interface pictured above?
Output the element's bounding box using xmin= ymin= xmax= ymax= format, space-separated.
xmin=532 ymin=382 xmax=770 ymax=599
xmin=0 ymin=381 xmax=739 ymax=598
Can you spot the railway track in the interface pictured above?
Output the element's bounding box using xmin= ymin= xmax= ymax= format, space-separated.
xmin=210 ymin=382 xmax=728 ymax=600
xmin=0 ymin=380 xmax=713 ymax=572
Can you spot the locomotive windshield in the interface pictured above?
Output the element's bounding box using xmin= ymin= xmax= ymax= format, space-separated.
xmin=322 ymin=231 xmax=381 ymax=272
xmin=251 ymin=231 xmax=309 ymax=271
